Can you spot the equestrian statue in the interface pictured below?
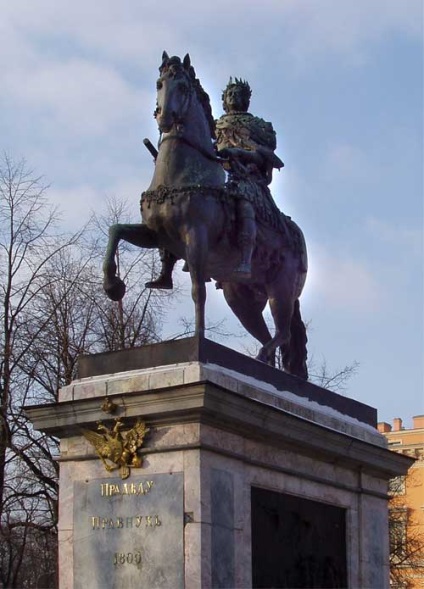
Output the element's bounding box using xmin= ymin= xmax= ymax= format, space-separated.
xmin=103 ymin=52 xmax=309 ymax=379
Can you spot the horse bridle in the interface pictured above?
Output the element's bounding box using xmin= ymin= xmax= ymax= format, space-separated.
xmin=156 ymin=71 xmax=224 ymax=164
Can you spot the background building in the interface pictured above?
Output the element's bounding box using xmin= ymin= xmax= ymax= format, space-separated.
xmin=378 ymin=416 xmax=424 ymax=588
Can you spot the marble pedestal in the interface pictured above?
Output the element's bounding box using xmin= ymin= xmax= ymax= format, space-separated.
xmin=27 ymin=337 xmax=411 ymax=589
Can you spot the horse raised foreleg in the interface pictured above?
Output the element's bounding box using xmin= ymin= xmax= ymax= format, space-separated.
xmin=185 ymin=226 xmax=207 ymax=337
xmin=103 ymin=223 xmax=159 ymax=301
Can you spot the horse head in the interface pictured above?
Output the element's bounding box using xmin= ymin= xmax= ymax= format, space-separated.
xmin=154 ymin=53 xmax=195 ymax=134
xmin=154 ymin=52 xmax=215 ymax=141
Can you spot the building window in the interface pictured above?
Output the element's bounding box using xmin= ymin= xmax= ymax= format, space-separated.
xmin=389 ymin=508 xmax=407 ymax=563
xmin=388 ymin=476 xmax=406 ymax=496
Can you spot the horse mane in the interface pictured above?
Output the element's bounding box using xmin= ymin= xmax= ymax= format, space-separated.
xmin=160 ymin=54 xmax=216 ymax=140
xmin=191 ymin=75 xmax=216 ymax=140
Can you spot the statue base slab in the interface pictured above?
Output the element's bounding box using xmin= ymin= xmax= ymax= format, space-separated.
xmin=27 ymin=337 xmax=411 ymax=589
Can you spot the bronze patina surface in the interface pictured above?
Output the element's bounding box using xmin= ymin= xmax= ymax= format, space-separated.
xmin=103 ymin=53 xmax=308 ymax=379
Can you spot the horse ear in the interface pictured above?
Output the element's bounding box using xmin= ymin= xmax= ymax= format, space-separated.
xmin=162 ymin=51 xmax=169 ymax=62
xmin=183 ymin=53 xmax=191 ymax=70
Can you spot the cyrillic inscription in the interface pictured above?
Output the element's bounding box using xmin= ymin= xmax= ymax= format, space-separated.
xmin=91 ymin=514 xmax=162 ymax=529
xmin=100 ymin=480 xmax=154 ymax=497
xmin=73 ymin=474 xmax=184 ymax=589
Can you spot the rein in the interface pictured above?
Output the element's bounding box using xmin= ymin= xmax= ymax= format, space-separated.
xmin=157 ymin=73 xmax=224 ymax=164
xmin=159 ymin=133 xmax=223 ymax=163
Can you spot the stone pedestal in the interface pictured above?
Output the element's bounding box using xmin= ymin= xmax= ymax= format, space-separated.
xmin=27 ymin=337 xmax=411 ymax=589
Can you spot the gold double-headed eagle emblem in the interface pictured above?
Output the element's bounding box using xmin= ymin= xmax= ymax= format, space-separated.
xmin=83 ymin=418 xmax=150 ymax=480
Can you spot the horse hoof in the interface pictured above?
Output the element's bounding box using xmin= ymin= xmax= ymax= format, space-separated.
xmin=256 ymin=350 xmax=268 ymax=364
xmin=104 ymin=276 xmax=126 ymax=301
xmin=255 ymin=349 xmax=276 ymax=367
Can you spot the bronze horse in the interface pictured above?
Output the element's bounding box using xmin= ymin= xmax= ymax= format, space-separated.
xmin=103 ymin=53 xmax=308 ymax=379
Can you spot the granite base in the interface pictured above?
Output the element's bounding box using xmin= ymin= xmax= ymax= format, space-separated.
xmin=26 ymin=338 xmax=412 ymax=589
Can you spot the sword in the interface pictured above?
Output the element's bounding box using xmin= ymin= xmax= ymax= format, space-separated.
xmin=143 ymin=138 xmax=158 ymax=161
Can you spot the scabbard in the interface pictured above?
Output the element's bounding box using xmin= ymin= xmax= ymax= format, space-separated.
xmin=143 ymin=138 xmax=158 ymax=160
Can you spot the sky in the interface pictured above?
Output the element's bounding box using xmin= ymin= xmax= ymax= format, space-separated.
xmin=1 ymin=0 xmax=423 ymax=427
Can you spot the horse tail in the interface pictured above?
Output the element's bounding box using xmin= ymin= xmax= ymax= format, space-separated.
xmin=282 ymin=299 xmax=308 ymax=380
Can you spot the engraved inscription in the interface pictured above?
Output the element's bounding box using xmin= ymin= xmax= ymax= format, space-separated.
xmin=91 ymin=514 xmax=162 ymax=529
xmin=73 ymin=474 xmax=184 ymax=589
xmin=113 ymin=552 xmax=142 ymax=566
xmin=100 ymin=480 xmax=154 ymax=497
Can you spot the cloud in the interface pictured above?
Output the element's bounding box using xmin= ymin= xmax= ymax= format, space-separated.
xmin=50 ymin=185 xmax=102 ymax=230
xmin=366 ymin=217 xmax=423 ymax=257
xmin=4 ymin=58 xmax=148 ymax=137
xmin=2 ymin=0 xmax=421 ymax=151
xmin=280 ymin=0 xmax=422 ymax=66
xmin=2 ymin=0 xmax=421 ymax=73
xmin=50 ymin=175 xmax=144 ymax=231
xmin=305 ymin=244 xmax=382 ymax=312
xmin=321 ymin=143 xmax=372 ymax=182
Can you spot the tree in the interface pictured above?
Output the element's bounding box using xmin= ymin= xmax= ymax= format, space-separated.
xmin=89 ymin=196 xmax=174 ymax=351
xmin=0 ymin=156 xmax=173 ymax=587
xmin=0 ymin=154 xmax=71 ymax=587
xmin=308 ymin=358 xmax=360 ymax=394
xmin=388 ymin=473 xmax=424 ymax=588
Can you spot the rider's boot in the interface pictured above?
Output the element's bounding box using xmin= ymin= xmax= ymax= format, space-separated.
xmin=233 ymin=203 xmax=256 ymax=279
xmin=145 ymin=249 xmax=178 ymax=289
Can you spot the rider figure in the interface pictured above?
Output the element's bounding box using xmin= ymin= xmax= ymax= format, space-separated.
xmin=145 ymin=77 xmax=284 ymax=288
xmin=215 ymin=78 xmax=284 ymax=277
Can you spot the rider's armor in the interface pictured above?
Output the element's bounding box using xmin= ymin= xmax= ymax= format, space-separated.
xmin=215 ymin=112 xmax=286 ymax=275
xmin=146 ymin=83 xmax=289 ymax=288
